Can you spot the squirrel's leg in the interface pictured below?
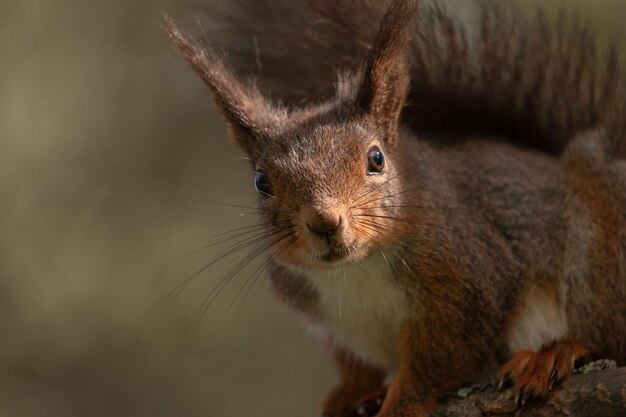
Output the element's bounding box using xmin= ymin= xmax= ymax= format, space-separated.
xmin=321 ymin=346 xmax=386 ymax=417
xmin=497 ymin=339 xmax=594 ymax=405
xmin=377 ymin=316 xmax=499 ymax=417
xmin=375 ymin=324 xmax=438 ymax=417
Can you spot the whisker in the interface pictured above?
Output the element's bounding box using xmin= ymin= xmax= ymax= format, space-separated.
xmin=354 ymin=218 xmax=407 ymax=242
xmin=190 ymin=200 xmax=262 ymax=211
xmin=137 ymin=225 xmax=292 ymax=322
xmin=181 ymin=229 xmax=296 ymax=343
xmin=354 ymin=213 xmax=477 ymax=238
xmin=351 ymin=168 xmax=411 ymax=207
xmin=227 ymin=237 xmax=288 ymax=312
xmin=354 ymin=220 xmax=416 ymax=277
xmin=232 ymin=235 xmax=299 ymax=319
xmin=396 ymin=253 xmax=415 ymax=276
xmin=202 ymin=222 xmax=274 ymax=241
xmin=191 ymin=199 xmax=294 ymax=217
xmin=353 ymin=221 xmax=416 ymax=278
xmin=356 ymin=204 xmax=469 ymax=211
xmin=380 ymin=250 xmax=390 ymax=269
xmin=353 ymin=186 xmax=422 ymax=209
xmin=156 ymin=222 xmax=277 ymax=277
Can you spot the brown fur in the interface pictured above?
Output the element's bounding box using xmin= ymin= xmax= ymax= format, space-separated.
xmin=322 ymin=347 xmax=386 ymax=417
xmin=166 ymin=1 xmax=626 ymax=416
xmin=174 ymin=0 xmax=626 ymax=157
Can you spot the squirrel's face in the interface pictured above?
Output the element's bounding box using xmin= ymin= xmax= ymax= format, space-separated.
xmin=252 ymin=121 xmax=403 ymax=270
xmin=168 ymin=3 xmax=412 ymax=269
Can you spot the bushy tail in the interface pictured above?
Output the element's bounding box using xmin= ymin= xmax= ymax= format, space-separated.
xmin=172 ymin=0 xmax=626 ymax=157
xmin=407 ymin=4 xmax=626 ymax=157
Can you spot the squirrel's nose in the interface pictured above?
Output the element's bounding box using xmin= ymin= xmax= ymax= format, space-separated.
xmin=307 ymin=212 xmax=342 ymax=238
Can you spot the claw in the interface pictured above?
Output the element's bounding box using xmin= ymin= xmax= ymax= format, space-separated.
xmin=548 ymin=368 xmax=558 ymax=390
xmin=514 ymin=388 xmax=527 ymax=406
xmin=497 ymin=372 xmax=511 ymax=389
xmin=549 ymin=368 xmax=557 ymax=382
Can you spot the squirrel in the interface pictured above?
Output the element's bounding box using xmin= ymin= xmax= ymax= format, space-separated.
xmin=166 ymin=0 xmax=626 ymax=416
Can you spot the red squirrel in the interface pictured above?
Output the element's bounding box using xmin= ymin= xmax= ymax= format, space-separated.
xmin=166 ymin=1 xmax=626 ymax=416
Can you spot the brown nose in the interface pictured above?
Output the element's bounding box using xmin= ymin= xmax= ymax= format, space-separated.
xmin=307 ymin=212 xmax=342 ymax=239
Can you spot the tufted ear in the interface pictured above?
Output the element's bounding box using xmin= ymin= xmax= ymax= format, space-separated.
xmin=357 ymin=0 xmax=418 ymax=145
xmin=165 ymin=18 xmax=284 ymax=156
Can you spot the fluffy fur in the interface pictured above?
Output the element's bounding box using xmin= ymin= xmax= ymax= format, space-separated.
xmin=174 ymin=0 xmax=626 ymax=157
xmin=167 ymin=1 xmax=626 ymax=416
xmin=304 ymin=253 xmax=408 ymax=373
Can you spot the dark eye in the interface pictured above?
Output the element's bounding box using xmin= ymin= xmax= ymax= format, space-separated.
xmin=254 ymin=171 xmax=273 ymax=197
xmin=367 ymin=145 xmax=385 ymax=174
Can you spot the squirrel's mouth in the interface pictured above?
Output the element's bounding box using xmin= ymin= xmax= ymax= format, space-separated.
xmin=316 ymin=242 xmax=367 ymax=265
xmin=320 ymin=246 xmax=349 ymax=263
xmin=293 ymin=242 xmax=370 ymax=270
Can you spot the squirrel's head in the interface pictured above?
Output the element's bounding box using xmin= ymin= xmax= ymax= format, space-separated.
xmin=167 ymin=0 xmax=417 ymax=270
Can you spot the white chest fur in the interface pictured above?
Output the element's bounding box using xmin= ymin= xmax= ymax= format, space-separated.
xmin=507 ymin=285 xmax=569 ymax=352
xmin=305 ymin=254 xmax=408 ymax=372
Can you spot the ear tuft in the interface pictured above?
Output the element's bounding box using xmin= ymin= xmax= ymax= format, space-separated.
xmin=164 ymin=17 xmax=283 ymax=156
xmin=357 ymin=0 xmax=418 ymax=143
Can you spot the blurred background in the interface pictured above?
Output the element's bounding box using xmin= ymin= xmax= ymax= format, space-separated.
xmin=0 ymin=1 xmax=624 ymax=417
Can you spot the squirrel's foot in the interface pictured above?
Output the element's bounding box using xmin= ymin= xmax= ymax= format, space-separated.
xmin=322 ymin=385 xmax=386 ymax=417
xmin=497 ymin=340 xmax=593 ymax=405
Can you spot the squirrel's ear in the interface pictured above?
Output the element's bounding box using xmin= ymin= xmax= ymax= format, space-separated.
xmin=357 ymin=0 xmax=417 ymax=144
xmin=165 ymin=18 xmax=282 ymax=156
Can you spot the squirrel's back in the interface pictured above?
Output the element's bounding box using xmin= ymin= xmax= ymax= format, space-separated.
xmin=178 ymin=0 xmax=626 ymax=158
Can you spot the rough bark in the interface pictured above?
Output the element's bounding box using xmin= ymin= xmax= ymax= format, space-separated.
xmin=432 ymin=364 xmax=626 ymax=417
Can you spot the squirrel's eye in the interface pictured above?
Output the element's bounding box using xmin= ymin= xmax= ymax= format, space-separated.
xmin=254 ymin=171 xmax=273 ymax=197
xmin=367 ymin=146 xmax=385 ymax=174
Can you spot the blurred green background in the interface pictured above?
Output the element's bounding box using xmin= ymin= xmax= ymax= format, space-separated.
xmin=0 ymin=1 xmax=624 ymax=417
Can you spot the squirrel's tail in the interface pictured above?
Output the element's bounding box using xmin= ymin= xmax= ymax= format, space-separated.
xmin=406 ymin=4 xmax=626 ymax=157
xmin=175 ymin=0 xmax=626 ymax=157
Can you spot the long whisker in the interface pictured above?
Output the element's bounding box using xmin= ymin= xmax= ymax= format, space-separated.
xmin=230 ymin=235 xmax=299 ymax=318
xmin=354 ymin=213 xmax=477 ymax=238
xmin=181 ymin=229 xmax=296 ymax=343
xmin=356 ymin=204 xmax=470 ymax=211
xmin=191 ymin=200 xmax=292 ymax=217
xmin=156 ymin=221 xmax=282 ymax=277
xmin=137 ymin=225 xmax=292 ymax=322
xmin=190 ymin=200 xmax=262 ymax=211
xmin=396 ymin=253 xmax=415 ymax=276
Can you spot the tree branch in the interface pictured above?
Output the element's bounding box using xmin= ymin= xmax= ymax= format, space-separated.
xmin=432 ymin=363 xmax=626 ymax=417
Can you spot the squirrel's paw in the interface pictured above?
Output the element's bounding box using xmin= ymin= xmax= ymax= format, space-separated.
xmin=322 ymin=385 xmax=386 ymax=417
xmin=496 ymin=340 xmax=592 ymax=405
